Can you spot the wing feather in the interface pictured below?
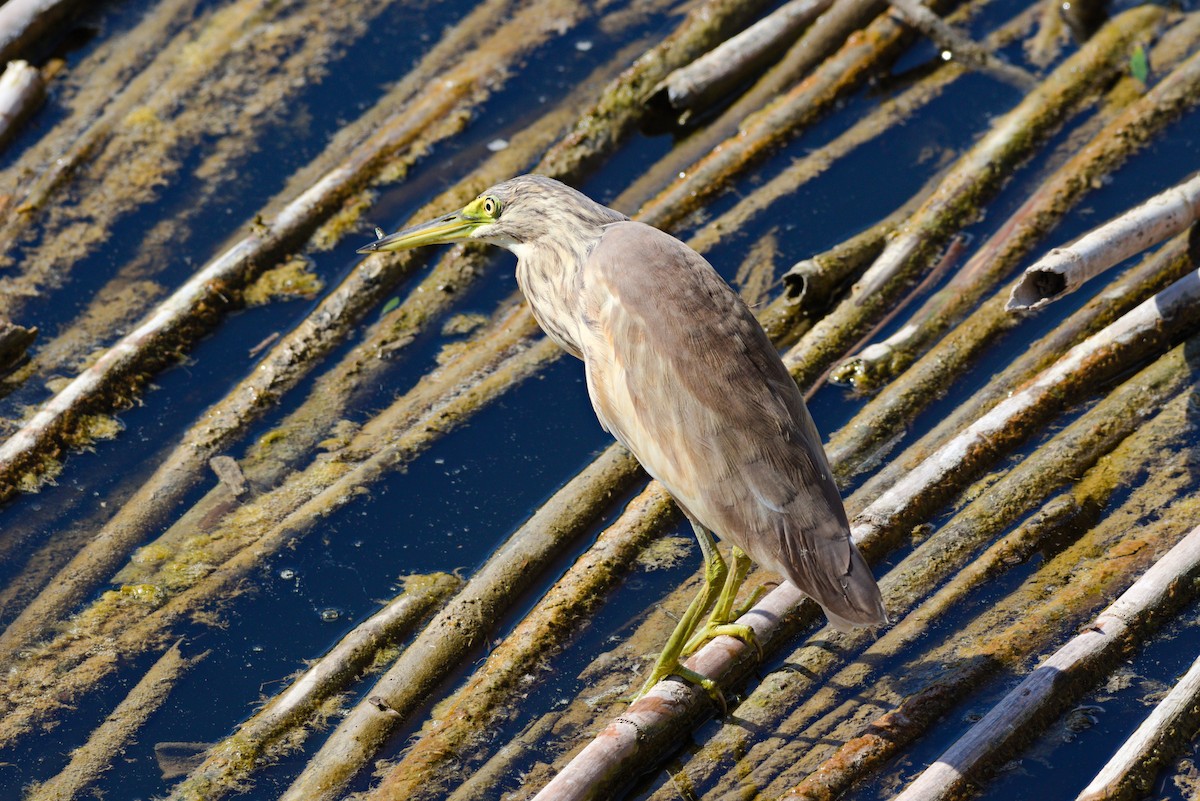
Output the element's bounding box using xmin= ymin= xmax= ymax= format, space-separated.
xmin=577 ymin=222 xmax=885 ymax=628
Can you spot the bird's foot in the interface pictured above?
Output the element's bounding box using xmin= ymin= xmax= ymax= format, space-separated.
xmin=682 ymin=621 xmax=761 ymax=661
xmin=633 ymin=660 xmax=726 ymax=714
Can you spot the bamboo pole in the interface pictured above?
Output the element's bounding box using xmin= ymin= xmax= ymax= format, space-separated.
xmin=165 ymin=573 xmax=460 ymax=801
xmin=782 ymin=5 xmax=1166 ymax=390
xmin=829 ymin=26 xmax=1200 ymax=390
xmin=23 ymin=641 xmax=203 ymax=801
xmin=0 ymin=321 xmax=558 ymax=745
xmin=1076 ymin=650 xmax=1200 ymax=801
xmin=1010 ymin=172 xmax=1200 ymax=310
xmin=0 ymin=0 xmax=86 ymax=63
xmin=893 ymin=523 xmax=1200 ymax=801
xmin=647 ymin=0 xmax=832 ymax=120
xmin=844 ymin=227 xmax=1195 ymax=499
xmin=330 ymin=484 xmax=679 ymax=801
xmin=0 ymin=59 xmax=42 ymax=149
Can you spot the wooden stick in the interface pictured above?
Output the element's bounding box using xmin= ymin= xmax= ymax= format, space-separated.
xmin=0 ymin=0 xmax=85 ymax=63
xmin=166 ymin=574 xmax=459 ymax=801
xmin=1076 ymin=650 xmax=1200 ymax=801
xmin=0 ymin=59 xmax=43 ymax=148
xmin=648 ymin=0 xmax=833 ymax=118
xmin=1009 ymin=171 xmax=1200 ymax=310
xmin=831 ymin=27 xmax=1200 ymax=389
xmin=886 ymin=0 xmax=1036 ymax=89
xmin=24 ymin=641 xmax=203 ymax=801
xmin=894 ymin=522 xmax=1200 ymax=801
xmin=783 ymin=5 xmax=1166 ymax=390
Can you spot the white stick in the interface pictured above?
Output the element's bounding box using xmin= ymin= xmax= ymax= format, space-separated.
xmin=894 ymin=523 xmax=1200 ymax=801
xmin=1008 ymin=172 xmax=1200 ymax=311
xmin=0 ymin=0 xmax=83 ymax=63
xmin=0 ymin=59 xmax=43 ymax=146
xmin=1075 ymin=650 xmax=1200 ymax=801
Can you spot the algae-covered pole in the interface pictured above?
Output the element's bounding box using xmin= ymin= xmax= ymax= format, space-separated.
xmin=0 ymin=0 xmax=85 ymax=62
xmin=24 ymin=641 xmax=202 ymax=801
xmin=278 ymin=448 xmax=645 ymax=801
xmin=831 ymin=33 xmax=1200 ymax=390
xmin=363 ymin=484 xmax=681 ymax=801
xmin=536 ymin=0 xmax=773 ymax=179
xmin=894 ymin=523 xmax=1200 ymax=801
xmin=1076 ymin=651 xmax=1200 ymax=801
xmin=1009 ymin=171 xmax=1200 ymax=310
xmin=845 ymin=228 xmax=1195 ymax=501
xmin=784 ymin=5 xmax=1165 ymax=389
xmin=853 ymin=264 xmax=1200 ymax=551
xmin=0 ymin=59 xmax=42 ymax=149
xmin=647 ymin=0 xmax=832 ymax=119
xmin=633 ymin=0 xmax=920 ymax=228
xmin=167 ymin=573 xmax=459 ymax=801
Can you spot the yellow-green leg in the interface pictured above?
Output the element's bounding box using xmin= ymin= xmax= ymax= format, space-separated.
xmin=683 ymin=545 xmax=762 ymax=659
xmin=635 ymin=522 xmax=727 ymax=705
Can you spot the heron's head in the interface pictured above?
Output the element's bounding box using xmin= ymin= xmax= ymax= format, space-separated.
xmin=357 ymin=174 xmax=627 ymax=255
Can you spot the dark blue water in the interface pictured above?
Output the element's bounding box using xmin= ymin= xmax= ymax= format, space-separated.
xmin=2 ymin=1 xmax=1199 ymax=800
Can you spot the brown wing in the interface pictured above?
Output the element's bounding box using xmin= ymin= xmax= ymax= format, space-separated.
xmin=577 ymin=221 xmax=885 ymax=629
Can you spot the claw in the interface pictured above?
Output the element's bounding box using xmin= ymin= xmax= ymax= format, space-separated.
xmin=634 ymin=661 xmax=727 ymax=715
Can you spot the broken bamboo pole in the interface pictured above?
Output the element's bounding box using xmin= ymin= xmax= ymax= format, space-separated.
xmin=844 ymin=227 xmax=1195 ymax=502
xmin=849 ymin=261 xmax=1200 ymax=555
xmin=782 ymin=5 xmax=1166 ymax=391
xmin=1009 ymin=171 xmax=1200 ymax=310
xmin=830 ymin=18 xmax=1200 ymax=390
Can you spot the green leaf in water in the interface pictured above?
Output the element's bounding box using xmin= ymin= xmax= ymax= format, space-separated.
xmin=1130 ymin=44 xmax=1149 ymax=84
xmin=380 ymin=297 xmax=400 ymax=317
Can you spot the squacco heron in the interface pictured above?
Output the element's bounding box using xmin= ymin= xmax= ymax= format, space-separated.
xmin=359 ymin=175 xmax=886 ymax=703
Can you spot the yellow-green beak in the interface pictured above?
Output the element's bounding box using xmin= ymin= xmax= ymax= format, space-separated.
xmin=357 ymin=209 xmax=482 ymax=254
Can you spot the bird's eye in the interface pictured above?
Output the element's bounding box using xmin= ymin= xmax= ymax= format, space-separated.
xmin=483 ymin=197 xmax=501 ymax=217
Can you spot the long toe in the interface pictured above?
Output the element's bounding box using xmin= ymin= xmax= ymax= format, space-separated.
xmin=683 ymin=621 xmax=760 ymax=660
